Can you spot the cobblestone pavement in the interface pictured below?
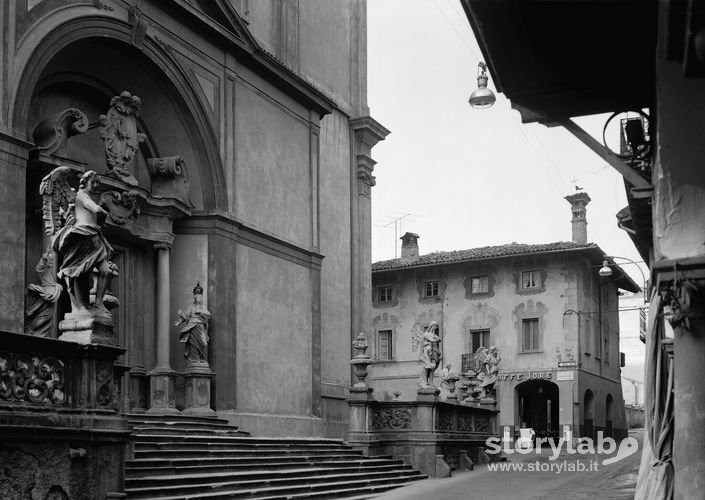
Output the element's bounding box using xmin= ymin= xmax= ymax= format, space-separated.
xmin=374 ymin=430 xmax=643 ymax=500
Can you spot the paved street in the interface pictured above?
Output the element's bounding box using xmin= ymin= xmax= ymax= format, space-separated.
xmin=376 ymin=430 xmax=643 ymax=500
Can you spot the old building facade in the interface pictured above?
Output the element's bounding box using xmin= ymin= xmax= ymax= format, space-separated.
xmin=370 ymin=195 xmax=638 ymax=440
xmin=0 ymin=0 xmax=386 ymax=439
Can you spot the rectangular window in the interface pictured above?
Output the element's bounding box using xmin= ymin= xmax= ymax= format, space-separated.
xmin=521 ymin=270 xmax=539 ymax=289
xmin=378 ymin=286 xmax=393 ymax=303
xmin=425 ymin=281 xmax=439 ymax=297
xmin=469 ymin=329 xmax=490 ymax=354
xmin=522 ymin=318 xmax=539 ymax=352
xmin=378 ymin=330 xmax=393 ymax=361
xmin=471 ymin=275 xmax=489 ymax=294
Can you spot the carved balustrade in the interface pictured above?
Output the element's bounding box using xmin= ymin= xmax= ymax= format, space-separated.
xmin=0 ymin=330 xmax=126 ymax=412
xmin=347 ymin=397 xmax=497 ymax=477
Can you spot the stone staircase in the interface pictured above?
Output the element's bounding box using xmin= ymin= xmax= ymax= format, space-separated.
xmin=125 ymin=414 xmax=427 ymax=499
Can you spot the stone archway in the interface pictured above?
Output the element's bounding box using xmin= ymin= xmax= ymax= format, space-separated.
xmin=18 ymin=27 xmax=226 ymax=413
xmin=515 ymin=379 xmax=560 ymax=440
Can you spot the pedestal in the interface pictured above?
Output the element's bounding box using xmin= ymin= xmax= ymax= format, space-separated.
xmin=147 ymin=369 xmax=179 ymax=414
xmin=416 ymin=386 xmax=440 ymax=402
xmin=183 ymin=363 xmax=216 ymax=416
xmin=59 ymin=310 xmax=116 ymax=345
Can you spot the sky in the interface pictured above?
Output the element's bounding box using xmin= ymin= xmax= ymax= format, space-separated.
xmin=367 ymin=0 xmax=648 ymax=392
xmin=366 ymin=0 xmax=647 ymax=287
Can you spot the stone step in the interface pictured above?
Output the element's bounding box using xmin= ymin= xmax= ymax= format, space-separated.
xmin=132 ymin=433 xmax=348 ymax=446
xmin=126 ymin=462 xmax=413 ymax=479
xmin=126 ymin=466 xmax=423 ymax=489
xmin=127 ymin=414 xmax=231 ymax=426
xmin=125 ymin=472 xmax=425 ymax=499
xmin=130 ymin=423 xmax=250 ymax=437
xmin=127 ymin=456 xmax=406 ymax=471
xmin=134 ymin=441 xmax=356 ymax=453
xmin=133 ymin=448 xmax=367 ymax=459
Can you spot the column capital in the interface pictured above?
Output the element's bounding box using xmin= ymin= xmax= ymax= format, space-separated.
xmin=154 ymin=241 xmax=172 ymax=251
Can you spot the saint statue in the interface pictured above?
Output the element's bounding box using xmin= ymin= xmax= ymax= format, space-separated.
xmin=25 ymin=247 xmax=62 ymax=336
xmin=175 ymin=282 xmax=211 ymax=364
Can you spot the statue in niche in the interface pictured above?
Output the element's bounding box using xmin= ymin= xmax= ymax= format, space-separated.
xmin=45 ymin=168 xmax=119 ymax=316
xmin=412 ymin=321 xmax=442 ymax=388
xmin=464 ymin=345 xmax=501 ymax=402
xmin=175 ymin=282 xmax=211 ymax=364
xmin=99 ymin=91 xmax=145 ymax=186
xmin=25 ymin=247 xmax=62 ymax=336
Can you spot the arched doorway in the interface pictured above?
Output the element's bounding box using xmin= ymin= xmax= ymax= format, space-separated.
xmin=584 ymin=389 xmax=595 ymax=439
xmin=516 ymin=379 xmax=559 ymax=440
xmin=19 ymin=30 xmax=225 ymax=412
xmin=605 ymin=394 xmax=614 ymax=438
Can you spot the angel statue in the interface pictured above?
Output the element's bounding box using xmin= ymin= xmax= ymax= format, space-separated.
xmin=174 ymin=282 xmax=211 ymax=364
xmin=464 ymin=345 xmax=501 ymax=402
xmin=44 ymin=168 xmax=118 ymax=317
xmin=411 ymin=321 xmax=442 ymax=388
xmin=24 ymin=247 xmax=62 ymax=336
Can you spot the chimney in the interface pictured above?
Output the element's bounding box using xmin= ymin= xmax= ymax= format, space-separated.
xmin=400 ymin=232 xmax=420 ymax=260
xmin=564 ymin=191 xmax=591 ymax=244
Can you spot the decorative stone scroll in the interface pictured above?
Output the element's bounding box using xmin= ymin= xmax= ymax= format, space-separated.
xmin=99 ymin=91 xmax=145 ymax=185
xmin=32 ymin=108 xmax=89 ymax=157
xmin=372 ymin=407 xmax=412 ymax=430
xmin=0 ymin=352 xmax=65 ymax=406
xmin=147 ymin=156 xmax=191 ymax=205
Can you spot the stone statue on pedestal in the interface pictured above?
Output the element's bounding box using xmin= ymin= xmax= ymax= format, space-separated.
xmin=412 ymin=321 xmax=442 ymax=388
xmin=464 ymin=345 xmax=501 ymax=403
xmin=51 ymin=170 xmax=118 ymax=315
xmin=175 ymin=282 xmax=211 ymax=364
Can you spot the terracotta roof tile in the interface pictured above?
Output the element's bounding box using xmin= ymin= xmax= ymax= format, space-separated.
xmin=372 ymin=241 xmax=598 ymax=272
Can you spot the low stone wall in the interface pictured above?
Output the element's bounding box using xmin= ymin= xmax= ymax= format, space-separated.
xmin=0 ymin=331 xmax=129 ymax=499
xmin=625 ymin=405 xmax=645 ymax=429
xmin=346 ymin=389 xmax=498 ymax=477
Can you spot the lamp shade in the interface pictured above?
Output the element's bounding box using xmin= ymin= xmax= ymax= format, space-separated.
xmin=469 ymin=74 xmax=496 ymax=109
xmin=599 ymin=260 xmax=613 ymax=277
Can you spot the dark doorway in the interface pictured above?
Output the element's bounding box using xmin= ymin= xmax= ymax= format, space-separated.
xmin=584 ymin=389 xmax=595 ymax=439
xmin=605 ymin=393 xmax=614 ymax=438
xmin=516 ymin=379 xmax=559 ymax=440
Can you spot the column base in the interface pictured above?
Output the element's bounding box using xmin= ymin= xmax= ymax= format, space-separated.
xmin=147 ymin=369 xmax=179 ymax=414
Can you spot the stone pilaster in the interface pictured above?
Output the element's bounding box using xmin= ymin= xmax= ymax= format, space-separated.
xmin=0 ymin=132 xmax=31 ymax=333
xmin=349 ymin=117 xmax=390 ymax=364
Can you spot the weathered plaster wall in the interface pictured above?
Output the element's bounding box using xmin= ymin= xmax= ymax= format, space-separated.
xmin=233 ymin=245 xmax=313 ymax=419
xmin=654 ymin=59 xmax=705 ymax=261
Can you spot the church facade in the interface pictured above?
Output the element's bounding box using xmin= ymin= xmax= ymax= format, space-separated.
xmin=0 ymin=0 xmax=386 ymax=438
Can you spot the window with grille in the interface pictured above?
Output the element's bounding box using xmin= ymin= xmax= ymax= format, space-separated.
xmin=425 ymin=281 xmax=439 ymax=297
xmin=378 ymin=330 xmax=393 ymax=361
xmin=471 ymin=275 xmax=489 ymax=294
xmin=378 ymin=286 xmax=393 ymax=303
xmin=522 ymin=318 xmax=539 ymax=352
xmin=469 ymin=329 xmax=490 ymax=354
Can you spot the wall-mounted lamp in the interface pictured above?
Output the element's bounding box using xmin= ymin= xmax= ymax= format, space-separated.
xmin=469 ymin=62 xmax=496 ymax=109
xmin=599 ymin=256 xmax=648 ymax=303
xmin=599 ymin=260 xmax=613 ymax=278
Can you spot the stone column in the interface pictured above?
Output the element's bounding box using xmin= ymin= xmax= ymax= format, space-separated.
xmin=147 ymin=242 xmax=178 ymax=414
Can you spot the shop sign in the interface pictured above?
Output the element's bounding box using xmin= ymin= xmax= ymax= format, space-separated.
xmin=497 ymin=371 xmax=553 ymax=382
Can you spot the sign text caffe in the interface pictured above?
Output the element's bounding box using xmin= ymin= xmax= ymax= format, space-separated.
xmin=497 ymin=371 xmax=553 ymax=382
